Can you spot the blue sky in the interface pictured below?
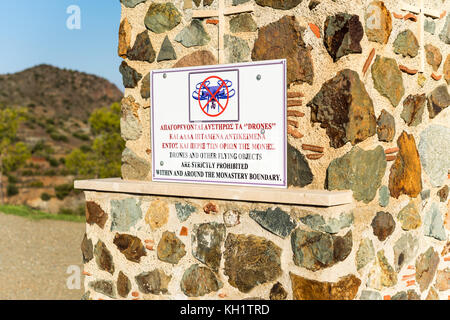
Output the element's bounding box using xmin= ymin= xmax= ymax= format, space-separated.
xmin=0 ymin=0 xmax=123 ymax=90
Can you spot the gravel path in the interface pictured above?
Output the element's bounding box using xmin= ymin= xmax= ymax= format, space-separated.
xmin=0 ymin=213 xmax=85 ymax=300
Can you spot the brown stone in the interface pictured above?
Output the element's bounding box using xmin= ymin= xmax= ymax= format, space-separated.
xmin=416 ymin=247 xmax=440 ymax=292
xmin=117 ymin=271 xmax=131 ymax=298
xmin=389 ymin=131 xmax=422 ymax=199
xmin=270 ymin=282 xmax=288 ymax=300
xmin=323 ymin=13 xmax=364 ymax=62
xmin=173 ymin=50 xmax=217 ymax=68
xmin=203 ymin=202 xmax=218 ymax=214
xmin=86 ymin=201 xmax=108 ymax=229
xmin=255 ymin=0 xmax=302 ymax=10
xmin=224 ymin=233 xmax=282 ymax=293
xmin=427 ymin=85 xmax=450 ymax=119
xmin=180 ymin=264 xmax=222 ymax=297
xmin=94 ymin=240 xmax=115 ymax=274
xmin=252 ymin=16 xmax=314 ymax=86
xmin=113 ymin=233 xmax=146 ymax=263
xmin=157 ymin=231 xmax=186 ymax=265
xmin=438 ymin=185 xmax=449 ymax=202
xmin=444 ymin=55 xmax=450 ymax=84
xmin=397 ymin=201 xmax=422 ymax=230
xmin=307 ymin=69 xmax=376 ymax=148
xmin=118 ymin=18 xmax=131 ymax=58
xmin=290 ymin=273 xmax=361 ymax=300
xmin=425 ymin=44 xmax=442 ymax=71
xmin=376 ymin=109 xmax=395 ymax=142
xmin=435 ymin=268 xmax=450 ymax=291
xmin=401 ymin=94 xmax=426 ymax=126
xmin=135 ymin=269 xmax=171 ymax=295
xmin=127 ymin=31 xmax=156 ymax=62
xmin=371 ymin=211 xmax=395 ymax=241
xmin=145 ymin=200 xmax=169 ymax=230
xmin=426 ymin=287 xmax=439 ymax=300
xmin=365 ymin=1 xmax=393 ymax=44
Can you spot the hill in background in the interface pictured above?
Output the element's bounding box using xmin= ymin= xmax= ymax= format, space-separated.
xmin=0 ymin=64 xmax=123 ymax=214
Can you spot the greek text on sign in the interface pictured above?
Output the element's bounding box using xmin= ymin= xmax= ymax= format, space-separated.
xmin=151 ymin=59 xmax=287 ymax=188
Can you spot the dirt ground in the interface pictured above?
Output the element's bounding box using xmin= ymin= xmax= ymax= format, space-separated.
xmin=0 ymin=212 xmax=85 ymax=300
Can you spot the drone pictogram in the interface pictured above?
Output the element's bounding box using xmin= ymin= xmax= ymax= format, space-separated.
xmin=192 ymin=75 xmax=236 ymax=117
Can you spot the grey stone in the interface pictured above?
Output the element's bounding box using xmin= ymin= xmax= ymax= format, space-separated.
xmin=81 ymin=233 xmax=93 ymax=263
xmin=224 ymin=35 xmax=250 ymax=63
xmin=393 ymin=233 xmax=419 ymax=272
xmin=135 ymin=269 xmax=171 ymax=295
xmin=439 ymin=14 xmax=450 ymax=44
xmin=127 ymin=31 xmax=156 ymax=62
xmin=327 ymin=146 xmax=387 ymax=203
xmin=250 ymin=207 xmax=296 ymax=238
xmin=120 ymin=0 xmax=146 ymax=8
xmin=393 ymin=29 xmax=419 ymax=57
xmin=89 ymin=280 xmax=115 ymax=298
xmin=175 ymin=20 xmax=210 ymax=48
xmin=175 ymin=202 xmax=196 ymax=222
xmin=376 ymin=109 xmax=396 ymax=142
xmin=121 ymin=148 xmax=151 ymax=180
xmin=360 ymin=290 xmax=382 ymax=300
xmin=421 ymin=189 xmax=431 ymax=200
xmin=397 ymin=201 xmax=421 ymax=231
xmin=157 ymin=36 xmax=177 ymax=62
xmin=255 ymin=0 xmax=302 ymax=10
xmin=379 ymin=186 xmax=389 ymax=207
xmin=424 ymin=203 xmax=446 ymax=241
xmin=144 ymin=3 xmax=181 ymax=34
xmin=180 ymin=264 xmax=223 ymax=297
xmin=416 ymin=247 xmax=440 ymax=292
xmin=121 ymin=96 xmax=142 ymax=141
xmin=300 ymin=211 xmax=353 ymax=234
xmin=223 ymin=210 xmax=240 ymax=227
xmin=427 ymin=84 xmax=450 ymax=119
xmin=233 ymin=0 xmax=250 ymax=4
xmin=192 ymin=222 xmax=226 ymax=271
xmin=110 ymin=198 xmax=142 ymax=232
xmin=391 ymin=290 xmax=420 ymax=300
xmin=229 ymin=13 xmax=257 ymax=33
xmin=287 ymin=144 xmax=313 ymax=187
xmin=291 ymin=228 xmax=352 ymax=271
xmin=424 ymin=19 xmax=436 ymax=34
xmin=140 ymin=73 xmax=150 ymax=100
xmin=356 ymin=238 xmax=375 ymax=271
xmin=371 ymin=55 xmax=405 ymax=107
xmin=119 ymin=61 xmax=142 ymax=89
xmin=419 ymin=125 xmax=450 ymax=187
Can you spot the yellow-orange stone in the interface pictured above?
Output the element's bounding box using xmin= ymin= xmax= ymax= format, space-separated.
xmin=145 ymin=200 xmax=169 ymax=230
xmin=389 ymin=131 xmax=422 ymax=198
xmin=290 ymin=273 xmax=361 ymax=300
xmin=118 ymin=18 xmax=131 ymax=58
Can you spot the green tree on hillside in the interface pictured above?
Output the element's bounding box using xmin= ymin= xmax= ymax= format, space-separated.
xmin=66 ymin=102 xmax=124 ymax=178
xmin=0 ymin=107 xmax=31 ymax=203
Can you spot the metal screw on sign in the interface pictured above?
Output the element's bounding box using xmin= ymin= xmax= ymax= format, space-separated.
xmin=160 ymin=161 xmax=164 ymax=166
xmin=261 ymin=129 xmax=265 ymax=134
xmin=256 ymin=74 xmax=261 ymax=81
xmin=163 ymin=73 xmax=167 ymax=79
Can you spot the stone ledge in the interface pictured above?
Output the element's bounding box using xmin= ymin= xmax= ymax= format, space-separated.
xmin=74 ymin=178 xmax=353 ymax=207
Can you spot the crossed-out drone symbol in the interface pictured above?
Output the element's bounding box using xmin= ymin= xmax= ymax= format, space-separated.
xmin=192 ymin=75 xmax=236 ymax=117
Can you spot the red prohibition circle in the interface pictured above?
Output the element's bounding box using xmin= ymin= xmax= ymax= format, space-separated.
xmin=198 ymin=75 xmax=230 ymax=117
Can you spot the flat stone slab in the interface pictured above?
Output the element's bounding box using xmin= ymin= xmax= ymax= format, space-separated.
xmin=74 ymin=178 xmax=353 ymax=207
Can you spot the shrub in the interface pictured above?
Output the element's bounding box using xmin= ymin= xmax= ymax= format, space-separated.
xmin=54 ymin=183 xmax=73 ymax=200
xmin=28 ymin=180 xmax=44 ymax=188
xmin=59 ymin=205 xmax=85 ymax=217
xmin=40 ymin=193 xmax=51 ymax=201
xmin=47 ymin=157 xmax=59 ymax=167
xmin=7 ymin=175 xmax=19 ymax=184
xmin=7 ymin=184 xmax=19 ymax=197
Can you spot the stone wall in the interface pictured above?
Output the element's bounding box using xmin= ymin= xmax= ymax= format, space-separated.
xmin=80 ymin=0 xmax=449 ymax=300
